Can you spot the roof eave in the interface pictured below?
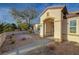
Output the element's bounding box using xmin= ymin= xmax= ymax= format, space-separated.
xmin=40 ymin=6 xmax=65 ymax=17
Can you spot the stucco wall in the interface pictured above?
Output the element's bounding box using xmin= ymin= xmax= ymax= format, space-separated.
xmin=61 ymin=12 xmax=68 ymax=41
xmin=40 ymin=8 xmax=62 ymax=41
xmin=40 ymin=7 xmax=79 ymax=43
xmin=33 ymin=24 xmax=40 ymax=34
xmin=67 ymin=17 xmax=79 ymax=43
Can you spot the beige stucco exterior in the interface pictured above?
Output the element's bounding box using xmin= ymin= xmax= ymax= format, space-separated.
xmin=33 ymin=24 xmax=40 ymax=33
xmin=40 ymin=7 xmax=63 ymax=42
xmin=67 ymin=17 xmax=79 ymax=42
xmin=39 ymin=6 xmax=79 ymax=43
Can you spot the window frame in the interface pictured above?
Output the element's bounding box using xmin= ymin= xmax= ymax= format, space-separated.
xmin=70 ymin=20 xmax=76 ymax=33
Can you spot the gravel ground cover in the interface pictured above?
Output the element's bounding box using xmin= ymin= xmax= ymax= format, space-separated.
xmin=25 ymin=41 xmax=79 ymax=55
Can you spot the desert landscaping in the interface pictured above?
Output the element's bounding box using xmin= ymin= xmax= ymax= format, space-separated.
xmin=26 ymin=41 xmax=79 ymax=55
xmin=0 ymin=31 xmax=79 ymax=55
xmin=0 ymin=3 xmax=79 ymax=55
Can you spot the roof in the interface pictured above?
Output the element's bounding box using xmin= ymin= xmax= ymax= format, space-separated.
xmin=32 ymin=6 xmax=79 ymax=25
xmin=67 ymin=11 xmax=79 ymax=18
xmin=40 ymin=5 xmax=65 ymax=17
xmin=31 ymin=5 xmax=66 ymax=25
xmin=69 ymin=11 xmax=79 ymax=14
xmin=47 ymin=5 xmax=65 ymax=9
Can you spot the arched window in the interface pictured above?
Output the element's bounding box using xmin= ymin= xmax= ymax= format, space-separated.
xmin=70 ymin=20 xmax=76 ymax=33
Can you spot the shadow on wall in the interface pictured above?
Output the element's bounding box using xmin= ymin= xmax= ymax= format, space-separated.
xmin=61 ymin=15 xmax=68 ymax=42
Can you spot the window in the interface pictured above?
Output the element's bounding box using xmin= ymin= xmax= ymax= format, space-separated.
xmin=70 ymin=20 xmax=76 ymax=33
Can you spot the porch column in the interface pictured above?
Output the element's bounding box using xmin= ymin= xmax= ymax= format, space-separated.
xmin=54 ymin=20 xmax=62 ymax=42
xmin=44 ymin=23 xmax=47 ymax=36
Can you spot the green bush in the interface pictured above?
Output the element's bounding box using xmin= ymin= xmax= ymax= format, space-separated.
xmin=0 ymin=23 xmax=4 ymax=34
xmin=3 ymin=24 xmax=17 ymax=32
xmin=0 ymin=23 xmax=17 ymax=33
xmin=18 ymin=23 xmax=29 ymax=31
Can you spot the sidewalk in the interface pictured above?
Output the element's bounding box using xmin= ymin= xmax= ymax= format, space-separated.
xmin=3 ymin=39 xmax=52 ymax=55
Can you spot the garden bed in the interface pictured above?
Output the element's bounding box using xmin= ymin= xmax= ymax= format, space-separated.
xmin=26 ymin=41 xmax=79 ymax=55
xmin=0 ymin=33 xmax=41 ymax=54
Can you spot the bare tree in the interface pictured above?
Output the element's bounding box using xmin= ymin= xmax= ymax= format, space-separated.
xmin=22 ymin=8 xmax=38 ymax=25
xmin=10 ymin=8 xmax=38 ymax=27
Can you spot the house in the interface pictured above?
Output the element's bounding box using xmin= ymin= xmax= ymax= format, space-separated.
xmin=33 ymin=24 xmax=39 ymax=34
xmin=39 ymin=5 xmax=79 ymax=42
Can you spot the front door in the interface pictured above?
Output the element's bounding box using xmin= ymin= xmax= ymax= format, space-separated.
xmin=45 ymin=21 xmax=54 ymax=37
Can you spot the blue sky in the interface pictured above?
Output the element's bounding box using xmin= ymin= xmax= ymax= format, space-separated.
xmin=0 ymin=3 xmax=79 ymax=24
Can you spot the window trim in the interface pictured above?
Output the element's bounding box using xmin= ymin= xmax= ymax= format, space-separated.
xmin=70 ymin=20 xmax=76 ymax=33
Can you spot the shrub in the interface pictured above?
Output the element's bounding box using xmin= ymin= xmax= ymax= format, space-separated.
xmin=10 ymin=40 xmax=15 ymax=44
xmin=18 ymin=23 xmax=29 ymax=31
xmin=22 ymin=37 xmax=26 ymax=40
xmin=9 ymin=34 xmax=16 ymax=44
xmin=47 ymin=43 xmax=55 ymax=50
xmin=1 ymin=23 xmax=17 ymax=33
xmin=28 ymin=29 xmax=33 ymax=34
xmin=0 ymin=23 xmax=5 ymax=34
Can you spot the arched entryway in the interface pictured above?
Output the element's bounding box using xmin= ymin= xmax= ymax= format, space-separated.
xmin=43 ymin=18 xmax=54 ymax=37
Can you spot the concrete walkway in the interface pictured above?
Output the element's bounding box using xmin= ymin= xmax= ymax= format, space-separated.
xmin=3 ymin=39 xmax=52 ymax=55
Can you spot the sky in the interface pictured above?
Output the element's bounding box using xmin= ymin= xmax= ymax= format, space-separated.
xmin=0 ymin=3 xmax=79 ymax=24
